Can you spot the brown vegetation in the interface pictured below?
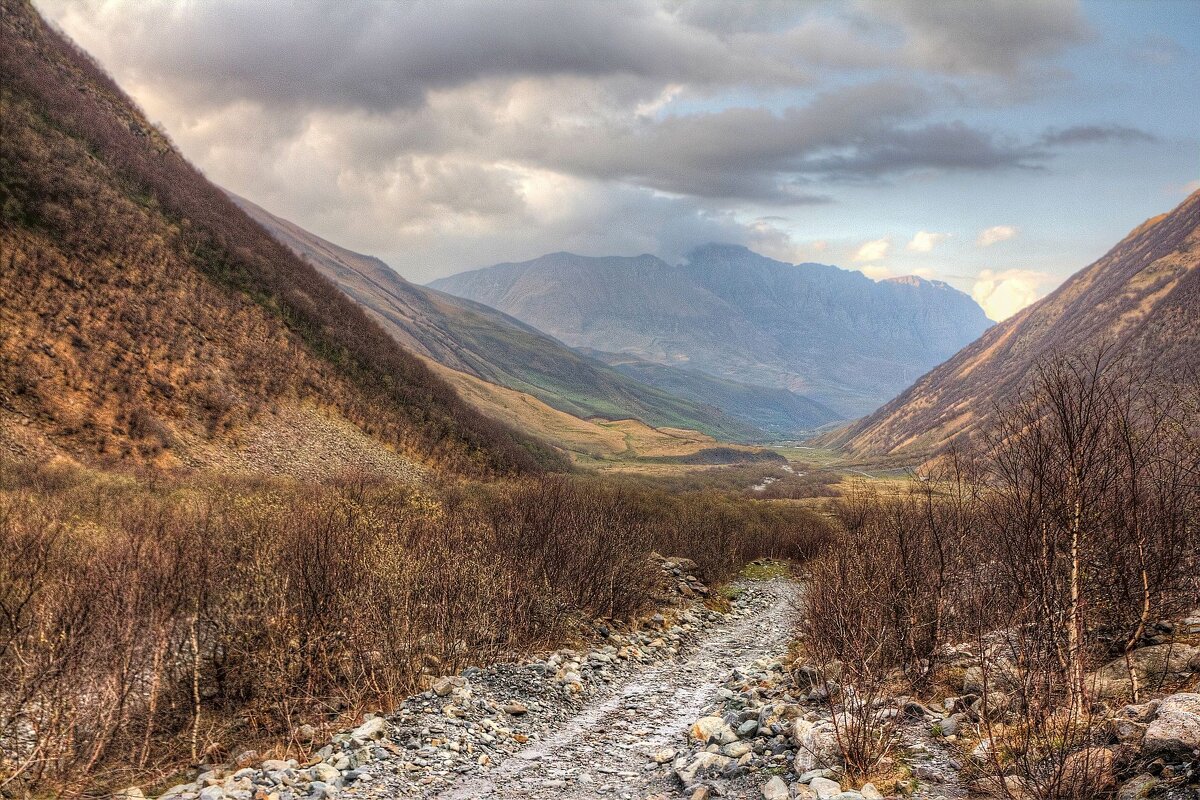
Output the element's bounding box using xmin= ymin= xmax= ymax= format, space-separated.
xmin=0 ymin=461 xmax=832 ymax=795
xmin=0 ymin=0 xmax=561 ymax=477
xmin=800 ymin=353 xmax=1199 ymax=796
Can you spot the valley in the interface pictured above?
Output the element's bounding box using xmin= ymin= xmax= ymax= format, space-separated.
xmin=2 ymin=2 xmax=1199 ymax=800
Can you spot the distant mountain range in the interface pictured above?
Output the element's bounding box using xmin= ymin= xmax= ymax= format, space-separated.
xmin=233 ymin=197 xmax=827 ymax=442
xmin=833 ymin=189 xmax=1200 ymax=457
xmin=430 ymin=246 xmax=993 ymax=418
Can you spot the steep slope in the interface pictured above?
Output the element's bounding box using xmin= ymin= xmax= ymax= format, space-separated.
xmin=835 ymin=190 xmax=1200 ymax=457
xmin=231 ymin=196 xmax=768 ymax=442
xmin=0 ymin=0 xmax=561 ymax=477
xmin=430 ymin=247 xmax=992 ymax=417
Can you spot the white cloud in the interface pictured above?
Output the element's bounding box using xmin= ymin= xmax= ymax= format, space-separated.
xmin=977 ymin=224 xmax=1018 ymax=246
xmin=911 ymin=266 xmax=935 ymax=278
xmin=905 ymin=230 xmax=948 ymax=252
xmin=854 ymin=237 xmax=891 ymax=262
xmin=859 ymin=264 xmax=894 ymax=280
xmin=971 ymin=268 xmax=1053 ymax=321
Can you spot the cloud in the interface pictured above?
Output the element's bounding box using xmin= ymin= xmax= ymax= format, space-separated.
xmin=977 ymin=225 xmax=1018 ymax=246
xmin=906 ymin=230 xmax=948 ymax=252
xmin=866 ymin=0 xmax=1089 ymax=76
xmin=29 ymin=0 xmax=1145 ymax=279
xmin=859 ymin=265 xmax=894 ymax=280
xmin=854 ymin=237 xmax=891 ymax=262
xmin=971 ymin=268 xmax=1053 ymax=320
xmin=1039 ymin=124 xmax=1157 ymax=146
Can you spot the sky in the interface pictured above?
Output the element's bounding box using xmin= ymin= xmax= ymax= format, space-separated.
xmin=35 ymin=0 xmax=1200 ymax=321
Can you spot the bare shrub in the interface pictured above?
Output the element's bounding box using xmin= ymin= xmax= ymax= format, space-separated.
xmin=0 ymin=464 xmax=832 ymax=794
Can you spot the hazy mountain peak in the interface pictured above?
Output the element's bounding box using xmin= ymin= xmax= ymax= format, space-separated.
xmin=431 ymin=244 xmax=992 ymax=417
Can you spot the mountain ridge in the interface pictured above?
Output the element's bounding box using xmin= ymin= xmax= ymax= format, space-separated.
xmin=230 ymin=195 xmax=824 ymax=442
xmin=831 ymin=189 xmax=1200 ymax=456
xmin=430 ymin=245 xmax=993 ymax=417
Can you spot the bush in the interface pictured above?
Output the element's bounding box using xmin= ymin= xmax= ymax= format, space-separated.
xmin=0 ymin=463 xmax=832 ymax=794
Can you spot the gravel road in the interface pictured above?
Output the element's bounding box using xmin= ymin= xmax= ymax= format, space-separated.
xmin=428 ymin=578 xmax=799 ymax=800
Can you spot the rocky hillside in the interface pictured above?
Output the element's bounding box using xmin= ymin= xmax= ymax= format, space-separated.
xmin=834 ymin=189 xmax=1200 ymax=457
xmin=0 ymin=0 xmax=560 ymax=476
xmin=430 ymin=246 xmax=992 ymax=418
xmin=233 ymin=195 xmax=782 ymax=442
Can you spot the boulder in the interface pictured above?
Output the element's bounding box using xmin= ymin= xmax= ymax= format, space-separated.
xmin=1116 ymin=773 xmax=1160 ymax=800
xmin=1060 ymin=746 xmax=1116 ymax=792
xmin=676 ymin=752 xmax=733 ymax=787
xmin=793 ymin=719 xmax=841 ymax=773
xmin=690 ymin=715 xmax=738 ymax=745
xmin=1086 ymin=644 xmax=1200 ymax=700
xmin=761 ymin=776 xmax=789 ymax=800
xmin=1142 ymin=692 xmax=1200 ymax=756
xmin=350 ymin=716 xmax=388 ymax=741
xmin=807 ymin=776 xmax=842 ymax=798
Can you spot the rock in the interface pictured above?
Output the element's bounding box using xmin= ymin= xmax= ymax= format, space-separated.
xmin=676 ymin=752 xmax=733 ymax=786
xmin=1143 ymin=692 xmax=1200 ymax=755
xmin=309 ymin=762 xmax=341 ymax=783
xmin=793 ymin=719 xmax=841 ymax=773
xmin=690 ymin=715 xmax=738 ymax=745
xmin=690 ymin=788 xmax=712 ymax=800
xmin=350 ymin=716 xmax=388 ymax=741
xmin=859 ymin=784 xmax=884 ymax=800
xmin=233 ymin=750 xmax=258 ymax=767
xmin=722 ymin=740 xmax=753 ymax=758
xmin=761 ymin=776 xmax=790 ymax=800
xmin=296 ymin=724 xmax=317 ymax=743
xmin=651 ymin=747 xmax=676 ymax=764
xmin=738 ymin=719 xmax=760 ymax=738
xmin=198 ymin=788 xmax=225 ymax=800
xmin=1061 ymin=746 xmax=1116 ymax=791
xmin=1116 ymin=773 xmax=1160 ymax=800
xmin=1086 ymin=644 xmax=1200 ymax=700
xmin=112 ymin=788 xmax=145 ymax=800
xmin=808 ymin=776 xmax=842 ymax=798
xmin=971 ymin=737 xmax=995 ymax=760
xmin=502 ymin=701 xmax=528 ymax=716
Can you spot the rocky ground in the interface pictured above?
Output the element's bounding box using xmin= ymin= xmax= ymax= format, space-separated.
xmin=131 ymin=567 xmax=1200 ymax=800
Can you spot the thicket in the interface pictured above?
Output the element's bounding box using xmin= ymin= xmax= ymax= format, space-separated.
xmin=800 ymin=353 xmax=1200 ymax=796
xmin=0 ymin=464 xmax=832 ymax=795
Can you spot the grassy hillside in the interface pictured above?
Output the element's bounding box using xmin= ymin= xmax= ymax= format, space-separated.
xmin=0 ymin=0 xmax=563 ymax=476
xmin=233 ymin=195 xmax=768 ymax=442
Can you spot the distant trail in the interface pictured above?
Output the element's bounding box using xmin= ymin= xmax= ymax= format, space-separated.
xmin=427 ymin=579 xmax=800 ymax=800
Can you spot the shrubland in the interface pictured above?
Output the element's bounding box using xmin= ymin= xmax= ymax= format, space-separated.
xmin=799 ymin=353 xmax=1200 ymax=797
xmin=0 ymin=463 xmax=831 ymax=795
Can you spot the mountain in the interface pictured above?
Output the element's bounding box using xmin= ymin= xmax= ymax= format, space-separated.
xmin=231 ymin=196 xmax=767 ymax=442
xmin=0 ymin=0 xmax=562 ymax=477
xmin=429 ymin=245 xmax=992 ymax=417
xmin=834 ymin=189 xmax=1200 ymax=457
